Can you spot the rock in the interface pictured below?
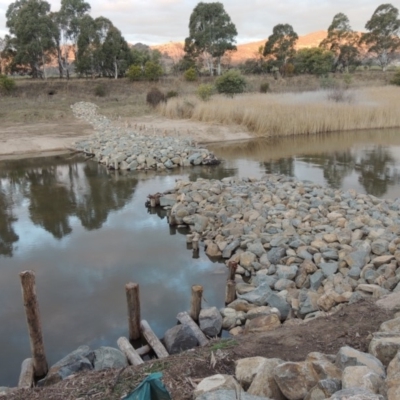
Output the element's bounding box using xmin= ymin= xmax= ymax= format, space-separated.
xmin=235 ymin=357 xmax=268 ymax=389
xmin=357 ymin=284 xmax=389 ymax=299
xmin=199 ymin=307 xmax=223 ymax=337
xmin=248 ymin=242 xmax=266 ymax=257
xmin=240 ymin=251 xmax=257 ymax=269
xmin=193 ymin=375 xmax=242 ymax=397
xmin=222 ymin=239 xmax=240 ymax=258
xmin=93 ymin=347 xmax=127 ymax=371
xmin=229 ymin=326 xmax=244 ymax=336
xmin=274 ymin=361 xmax=318 ymax=400
xmin=342 ymin=366 xmax=384 ymax=394
xmin=245 ymin=314 xmax=281 ymax=334
xmin=345 ymin=250 xmax=370 ymax=269
xmin=320 ymin=262 xmax=339 ymax=277
xmin=372 ymin=255 xmax=395 ymax=267
xmin=227 ymin=299 xmax=255 ymax=312
xmin=304 ymin=379 xmax=341 ymax=400
xmin=206 ymin=242 xmax=222 ymax=257
xmin=310 ymin=271 xmax=325 ymax=291
xmin=328 ymin=387 xmax=384 ymax=400
xmin=248 ymin=358 xmax=286 ymax=399
xmin=195 ymin=389 xmax=270 ymax=400
xmin=277 ymin=265 xmax=298 ymax=280
xmin=267 ymin=247 xmax=287 ymax=265
xmin=369 ymin=333 xmax=400 ymax=366
xmin=194 ymin=214 xmax=209 ymax=232
xmin=387 ymin=351 xmax=400 ymax=400
xmin=164 ymin=324 xmax=199 ymax=354
xmin=371 ymin=239 xmax=389 ymax=255
xmin=299 ymin=292 xmax=320 ymax=316
xmin=380 ymin=317 xmax=400 ymax=333
xmin=160 ymin=194 xmax=177 ymax=207
xmin=246 ymin=306 xmax=278 ymax=320
xmin=38 ymin=345 xmax=95 ymax=386
xmin=238 ymin=283 xmax=272 ymax=306
xmin=335 ymin=346 xmax=385 ymax=378
xmin=306 ymin=352 xmax=342 ymax=380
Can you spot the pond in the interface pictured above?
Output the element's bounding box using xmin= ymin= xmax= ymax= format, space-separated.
xmin=1 ymin=128 xmax=400 ymax=386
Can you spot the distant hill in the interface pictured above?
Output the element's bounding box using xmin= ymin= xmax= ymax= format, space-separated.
xmin=150 ymin=30 xmax=329 ymax=65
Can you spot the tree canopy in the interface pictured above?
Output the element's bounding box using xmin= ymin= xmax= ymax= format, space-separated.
xmin=263 ymin=24 xmax=298 ymax=74
xmin=360 ymin=3 xmax=400 ymax=70
xmin=184 ymin=2 xmax=237 ymax=75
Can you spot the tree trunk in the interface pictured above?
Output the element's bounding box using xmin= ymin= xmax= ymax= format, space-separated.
xmin=114 ymin=59 xmax=118 ymax=79
xmin=217 ymin=58 xmax=221 ymax=76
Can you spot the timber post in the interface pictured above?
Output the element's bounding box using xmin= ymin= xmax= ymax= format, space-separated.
xmin=225 ymin=280 xmax=236 ymax=304
xmin=190 ymin=285 xmax=203 ymax=322
xmin=126 ymin=282 xmax=141 ymax=341
xmin=19 ymin=270 xmax=48 ymax=378
xmin=228 ymin=261 xmax=238 ymax=281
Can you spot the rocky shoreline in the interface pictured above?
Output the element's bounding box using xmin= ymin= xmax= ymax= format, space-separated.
xmin=70 ymin=102 xmax=219 ymax=170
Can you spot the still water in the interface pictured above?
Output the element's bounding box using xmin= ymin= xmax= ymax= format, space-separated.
xmin=1 ymin=128 xmax=400 ymax=386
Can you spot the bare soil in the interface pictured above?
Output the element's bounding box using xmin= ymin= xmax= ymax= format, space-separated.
xmin=2 ymin=299 xmax=393 ymax=400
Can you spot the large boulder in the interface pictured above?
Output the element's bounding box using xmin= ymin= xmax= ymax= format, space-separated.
xmin=245 ymin=314 xmax=281 ymax=334
xmin=304 ymin=379 xmax=341 ymax=400
xmin=235 ymin=357 xmax=268 ymax=389
xmin=342 ymin=366 xmax=384 ymax=394
xmin=328 ymin=387 xmax=384 ymax=400
xmin=335 ymin=346 xmax=385 ymax=377
xmin=164 ymin=324 xmax=198 ymax=354
xmin=369 ymin=333 xmax=400 ymax=367
xmin=195 ymin=389 xmax=271 ymax=400
xmin=273 ymin=361 xmax=318 ymax=400
xmin=199 ymin=307 xmax=223 ymax=337
xmin=306 ymin=352 xmax=342 ymax=381
xmin=247 ymin=358 xmax=286 ymax=399
xmin=93 ymin=347 xmax=128 ymax=371
xmin=380 ymin=317 xmax=400 ymax=333
xmin=387 ymin=351 xmax=400 ymax=400
xmin=193 ymin=375 xmax=242 ymax=398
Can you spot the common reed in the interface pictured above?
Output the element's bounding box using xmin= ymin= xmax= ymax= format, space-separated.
xmin=159 ymin=86 xmax=400 ymax=137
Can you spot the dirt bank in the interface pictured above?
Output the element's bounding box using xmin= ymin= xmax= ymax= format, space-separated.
xmin=1 ymin=299 xmax=392 ymax=400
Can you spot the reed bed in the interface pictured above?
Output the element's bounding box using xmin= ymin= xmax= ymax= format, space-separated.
xmin=159 ymin=86 xmax=400 ymax=137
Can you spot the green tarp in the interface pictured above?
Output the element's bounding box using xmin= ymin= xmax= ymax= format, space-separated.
xmin=122 ymin=372 xmax=172 ymax=400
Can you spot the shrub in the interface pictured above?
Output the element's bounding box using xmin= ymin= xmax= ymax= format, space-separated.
xmin=127 ymin=65 xmax=143 ymax=81
xmin=166 ymin=90 xmax=178 ymax=100
xmin=343 ymin=73 xmax=353 ymax=88
xmin=184 ymin=67 xmax=198 ymax=81
xmin=215 ymin=70 xmax=246 ymax=97
xmin=320 ymin=75 xmax=337 ymax=90
xmin=146 ymin=87 xmax=165 ymax=107
xmin=327 ymin=87 xmax=354 ymax=103
xmin=144 ymin=61 xmax=163 ymax=81
xmin=259 ymin=82 xmax=270 ymax=93
xmin=94 ymin=83 xmax=107 ymax=97
xmin=0 ymin=74 xmax=16 ymax=94
xmin=391 ymin=70 xmax=400 ymax=86
xmin=197 ymin=84 xmax=214 ymax=101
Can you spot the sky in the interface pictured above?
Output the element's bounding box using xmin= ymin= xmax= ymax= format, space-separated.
xmin=0 ymin=0 xmax=387 ymax=45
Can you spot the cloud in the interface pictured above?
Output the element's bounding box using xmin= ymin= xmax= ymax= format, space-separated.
xmin=0 ymin=0 xmax=385 ymax=44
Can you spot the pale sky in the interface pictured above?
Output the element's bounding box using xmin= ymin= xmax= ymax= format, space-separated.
xmin=0 ymin=0 xmax=388 ymax=45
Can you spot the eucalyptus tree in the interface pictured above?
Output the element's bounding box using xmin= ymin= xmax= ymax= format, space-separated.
xmin=320 ymin=13 xmax=360 ymax=72
xmin=184 ymin=2 xmax=237 ymax=76
xmin=360 ymin=3 xmax=400 ymax=70
xmin=6 ymin=0 xmax=58 ymax=78
xmin=53 ymin=0 xmax=91 ymax=78
xmin=0 ymin=36 xmax=5 ymax=74
xmin=263 ymin=24 xmax=298 ymax=75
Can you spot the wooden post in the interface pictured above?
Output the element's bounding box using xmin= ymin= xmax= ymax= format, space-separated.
xmin=117 ymin=337 xmax=144 ymax=366
xmin=18 ymin=358 xmax=34 ymax=389
xmin=126 ymin=282 xmax=141 ymax=341
xmin=140 ymin=320 xmax=169 ymax=358
xmin=19 ymin=271 xmax=48 ymax=378
xmin=150 ymin=197 xmax=156 ymax=208
xmin=177 ymin=312 xmax=209 ymax=347
xmin=136 ymin=344 xmax=151 ymax=356
xmin=190 ymin=285 xmax=203 ymax=322
xmin=225 ymin=280 xmax=236 ymax=304
xmin=228 ymin=261 xmax=238 ymax=281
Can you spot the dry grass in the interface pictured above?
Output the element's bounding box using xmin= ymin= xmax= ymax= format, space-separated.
xmin=159 ymin=86 xmax=400 ymax=137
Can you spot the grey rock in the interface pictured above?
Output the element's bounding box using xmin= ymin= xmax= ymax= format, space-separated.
xmin=371 ymin=239 xmax=389 ymax=256
xmin=93 ymin=347 xmax=127 ymax=371
xmin=277 ymin=265 xmax=298 ymax=280
xmin=194 ymin=214 xmax=209 ymax=232
xmin=222 ymin=239 xmax=240 ymax=258
xmin=266 ymin=293 xmax=290 ymax=320
xmin=320 ymin=262 xmax=339 ymax=277
xmin=329 ymin=387 xmax=384 ymax=400
xmin=248 ymin=242 xmax=266 ymax=257
xmin=160 ymin=194 xmax=177 ymax=207
xmin=195 ymin=389 xmax=270 ymax=400
xmin=309 ymin=271 xmax=325 ymax=291
xmin=164 ymin=324 xmax=198 ymax=354
xmin=267 ymin=247 xmax=287 ymax=264
xmin=345 ymin=250 xmax=370 ymax=269
xmin=199 ymin=307 xmax=223 ymax=337
xmin=239 ymin=283 xmax=272 ymax=306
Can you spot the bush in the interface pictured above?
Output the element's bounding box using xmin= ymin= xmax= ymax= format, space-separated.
xmin=184 ymin=67 xmax=198 ymax=81
xmin=146 ymin=87 xmax=165 ymax=107
xmin=127 ymin=65 xmax=143 ymax=81
xmin=94 ymin=83 xmax=107 ymax=97
xmin=215 ymin=70 xmax=246 ymax=97
xmin=391 ymin=70 xmax=400 ymax=86
xmin=0 ymin=74 xmax=16 ymax=94
xmin=259 ymin=82 xmax=270 ymax=93
xmin=320 ymin=75 xmax=337 ymax=90
xmin=166 ymin=90 xmax=178 ymax=100
xmin=197 ymin=84 xmax=214 ymax=101
xmin=144 ymin=61 xmax=163 ymax=81
xmin=343 ymin=73 xmax=353 ymax=88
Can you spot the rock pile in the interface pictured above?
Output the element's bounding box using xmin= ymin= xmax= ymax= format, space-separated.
xmin=153 ymin=174 xmax=400 ymax=334
xmin=70 ymin=102 xmax=219 ymax=170
xmin=192 ymin=312 xmax=400 ymax=399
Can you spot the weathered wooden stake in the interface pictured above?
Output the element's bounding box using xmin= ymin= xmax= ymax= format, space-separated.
xmin=150 ymin=198 xmax=156 ymax=207
xmin=228 ymin=261 xmax=238 ymax=281
xmin=18 ymin=358 xmax=34 ymax=389
xmin=177 ymin=312 xmax=209 ymax=347
xmin=126 ymin=282 xmax=141 ymax=341
xmin=190 ymin=285 xmax=203 ymax=322
xmin=136 ymin=344 xmax=151 ymax=356
xmin=19 ymin=271 xmax=48 ymax=378
xmin=140 ymin=320 xmax=169 ymax=358
xmin=117 ymin=337 xmax=144 ymax=366
xmin=225 ymin=280 xmax=236 ymax=304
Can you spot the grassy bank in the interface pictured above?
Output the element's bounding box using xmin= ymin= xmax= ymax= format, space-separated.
xmin=159 ymin=86 xmax=400 ymax=137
